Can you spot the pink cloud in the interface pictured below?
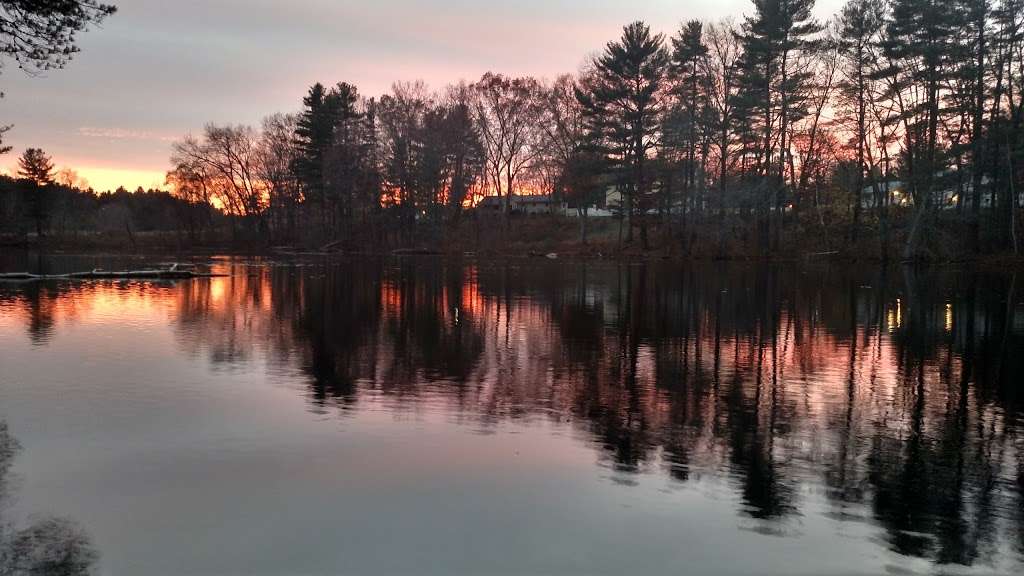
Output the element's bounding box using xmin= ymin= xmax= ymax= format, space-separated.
xmin=77 ymin=126 xmax=176 ymax=143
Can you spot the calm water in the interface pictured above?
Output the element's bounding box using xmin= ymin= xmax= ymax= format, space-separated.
xmin=1 ymin=254 xmax=1023 ymax=575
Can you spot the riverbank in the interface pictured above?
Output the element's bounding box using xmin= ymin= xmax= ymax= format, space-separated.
xmin=5 ymin=214 xmax=1024 ymax=267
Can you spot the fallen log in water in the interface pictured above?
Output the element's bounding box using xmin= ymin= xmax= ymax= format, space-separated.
xmin=391 ymin=247 xmax=441 ymax=256
xmin=0 ymin=263 xmax=226 ymax=282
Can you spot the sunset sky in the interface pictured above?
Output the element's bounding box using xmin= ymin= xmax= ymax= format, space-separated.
xmin=0 ymin=0 xmax=842 ymax=193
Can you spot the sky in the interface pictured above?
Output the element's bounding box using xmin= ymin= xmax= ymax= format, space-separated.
xmin=0 ymin=0 xmax=843 ymax=193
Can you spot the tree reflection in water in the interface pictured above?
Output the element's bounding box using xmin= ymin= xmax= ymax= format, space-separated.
xmin=0 ymin=422 xmax=97 ymax=576
xmin=2 ymin=258 xmax=1023 ymax=568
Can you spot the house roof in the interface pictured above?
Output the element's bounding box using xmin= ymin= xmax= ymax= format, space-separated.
xmin=476 ymin=194 xmax=557 ymax=206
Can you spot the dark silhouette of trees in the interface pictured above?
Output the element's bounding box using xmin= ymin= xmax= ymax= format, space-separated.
xmin=473 ymin=72 xmax=542 ymax=220
xmin=879 ymin=0 xmax=958 ymax=260
xmin=668 ymin=20 xmax=710 ymax=239
xmin=4 ymin=0 xmax=1019 ymax=260
xmin=733 ymin=0 xmax=822 ymax=253
xmin=292 ymin=82 xmax=369 ymax=239
xmin=0 ymin=0 xmax=115 ymax=74
xmin=536 ymin=75 xmax=586 ymax=202
xmin=324 ymin=84 xmax=375 ymax=238
xmin=378 ymin=81 xmax=486 ymax=238
xmin=292 ymin=83 xmax=335 ymax=227
xmin=576 ymin=21 xmax=670 ymax=248
xmin=838 ymin=0 xmax=885 ymax=250
xmin=166 ymin=154 xmax=215 ymax=241
xmin=17 ymin=146 xmax=52 ymax=184
xmin=561 ymin=148 xmax=605 ymax=243
xmin=0 ymin=2 xmax=116 ymax=161
xmin=0 ymin=124 xmax=10 ymax=156
xmin=142 ymin=0 xmax=1024 ymax=260
xmin=169 ymin=125 xmax=267 ymax=237
xmin=438 ymin=82 xmax=485 ymax=224
xmin=703 ymin=21 xmax=742 ymax=230
xmin=378 ymin=81 xmax=432 ymax=236
xmin=16 ymin=147 xmax=52 ymax=235
xmin=258 ymin=113 xmax=301 ymax=242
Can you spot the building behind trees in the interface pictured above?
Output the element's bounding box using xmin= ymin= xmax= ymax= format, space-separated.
xmin=2 ymin=0 xmax=1024 ymax=261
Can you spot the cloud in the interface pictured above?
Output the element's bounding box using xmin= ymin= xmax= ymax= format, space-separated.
xmin=77 ymin=127 xmax=176 ymax=143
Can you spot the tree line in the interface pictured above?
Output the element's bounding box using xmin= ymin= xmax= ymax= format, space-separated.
xmin=159 ymin=0 xmax=1024 ymax=260
xmin=0 ymin=147 xmax=218 ymax=246
xmin=3 ymin=0 xmax=1023 ymax=261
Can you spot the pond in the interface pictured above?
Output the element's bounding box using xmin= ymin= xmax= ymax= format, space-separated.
xmin=0 ymin=254 xmax=1022 ymax=575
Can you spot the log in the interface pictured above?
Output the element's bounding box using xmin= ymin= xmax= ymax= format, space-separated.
xmin=0 ymin=263 xmax=226 ymax=282
xmin=391 ymin=248 xmax=440 ymax=256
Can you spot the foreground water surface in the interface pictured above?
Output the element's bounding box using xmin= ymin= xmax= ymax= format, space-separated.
xmin=0 ymin=254 xmax=1023 ymax=575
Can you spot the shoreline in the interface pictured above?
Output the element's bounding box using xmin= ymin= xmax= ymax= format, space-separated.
xmin=6 ymin=239 xmax=1024 ymax=271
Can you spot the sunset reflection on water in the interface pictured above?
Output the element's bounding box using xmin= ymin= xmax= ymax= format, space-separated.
xmin=0 ymin=256 xmax=1022 ymax=575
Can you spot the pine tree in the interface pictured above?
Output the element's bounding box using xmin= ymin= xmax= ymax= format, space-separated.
xmin=989 ymin=0 xmax=1024 ymax=253
xmin=439 ymin=86 xmax=484 ymax=224
xmin=0 ymin=125 xmax=11 ymax=156
xmin=670 ymin=20 xmax=710 ymax=228
xmin=879 ymin=0 xmax=962 ymax=259
xmin=17 ymin=147 xmax=54 ymax=236
xmin=0 ymin=1 xmax=116 ymax=74
xmin=293 ymin=83 xmax=332 ymax=217
xmin=292 ymin=82 xmax=362 ymax=237
xmin=838 ymin=0 xmax=885 ymax=247
xmin=18 ymin=148 xmax=54 ymax=184
xmin=576 ymin=21 xmax=669 ymax=246
xmin=959 ymin=0 xmax=991 ymax=252
xmin=734 ymin=0 xmax=822 ymax=252
xmin=323 ymin=81 xmax=363 ymax=227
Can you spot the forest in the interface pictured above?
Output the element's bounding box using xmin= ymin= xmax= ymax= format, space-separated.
xmin=3 ymin=0 xmax=1024 ymax=262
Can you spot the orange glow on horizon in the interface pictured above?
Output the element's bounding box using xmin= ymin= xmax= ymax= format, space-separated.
xmin=75 ymin=167 xmax=168 ymax=193
xmin=2 ymin=162 xmax=167 ymax=193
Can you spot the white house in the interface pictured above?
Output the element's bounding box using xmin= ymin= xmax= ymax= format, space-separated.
xmin=475 ymin=194 xmax=567 ymax=215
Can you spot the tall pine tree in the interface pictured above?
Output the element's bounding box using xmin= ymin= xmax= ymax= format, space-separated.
xmin=838 ymin=0 xmax=885 ymax=248
xmin=293 ymin=82 xmax=362 ymax=237
xmin=577 ymin=21 xmax=669 ymax=246
xmin=734 ymin=0 xmax=822 ymax=252
xmin=670 ymin=20 xmax=710 ymax=233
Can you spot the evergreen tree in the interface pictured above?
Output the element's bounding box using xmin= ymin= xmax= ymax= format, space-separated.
xmin=439 ymin=85 xmax=484 ymax=224
xmin=323 ymin=82 xmax=364 ymax=230
xmin=0 ymin=125 xmax=10 ymax=156
xmin=18 ymin=147 xmax=54 ymax=184
xmin=838 ymin=0 xmax=885 ymax=247
xmin=879 ymin=0 xmax=962 ymax=258
xmin=959 ymin=0 xmax=991 ymax=252
xmin=670 ymin=20 xmax=710 ymax=228
xmin=378 ymin=82 xmax=429 ymax=235
xmin=292 ymin=81 xmax=362 ymax=237
xmin=293 ymin=83 xmax=332 ymax=217
xmin=0 ymin=1 xmax=116 ymax=74
xmin=576 ymin=21 xmax=669 ymax=246
xmin=561 ymin=147 xmax=606 ymax=243
xmin=17 ymin=147 xmax=53 ymax=235
xmin=734 ymin=0 xmax=822 ymax=251
xmin=989 ymin=0 xmax=1024 ymax=253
